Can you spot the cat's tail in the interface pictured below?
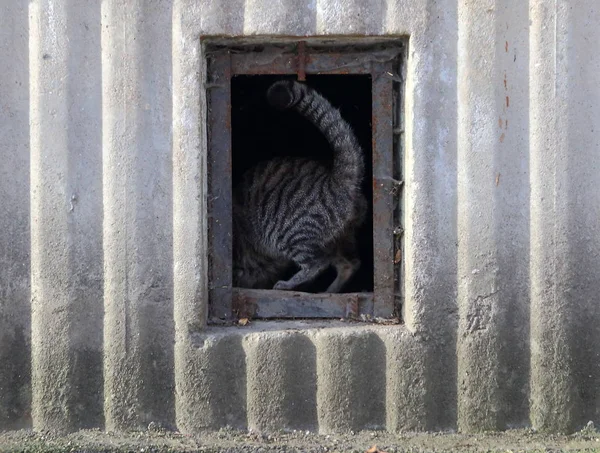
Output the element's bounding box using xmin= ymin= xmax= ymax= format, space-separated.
xmin=267 ymin=80 xmax=364 ymax=192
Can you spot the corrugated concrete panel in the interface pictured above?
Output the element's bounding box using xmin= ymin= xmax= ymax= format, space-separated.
xmin=0 ymin=0 xmax=599 ymax=435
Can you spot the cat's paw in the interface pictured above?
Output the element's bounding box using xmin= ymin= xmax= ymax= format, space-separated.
xmin=273 ymin=280 xmax=292 ymax=290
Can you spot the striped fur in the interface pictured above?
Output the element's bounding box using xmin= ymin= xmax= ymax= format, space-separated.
xmin=233 ymin=80 xmax=367 ymax=292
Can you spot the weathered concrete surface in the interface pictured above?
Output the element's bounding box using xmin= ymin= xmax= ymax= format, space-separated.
xmin=29 ymin=0 xmax=104 ymax=432
xmin=178 ymin=322 xmax=422 ymax=434
xmin=102 ymin=0 xmax=175 ymax=432
xmin=529 ymin=0 xmax=600 ymax=433
xmin=0 ymin=0 xmax=30 ymax=431
xmin=456 ymin=0 xmax=530 ymax=432
xmin=1 ymin=0 xmax=600 ymax=436
xmin=245 ymin=331 xmax=317 ymax=432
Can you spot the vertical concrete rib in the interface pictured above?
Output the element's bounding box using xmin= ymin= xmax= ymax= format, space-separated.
xmin=383 ymin=330 xmax=428 ymax=432
xmin=456 ymin=0 xmax=530 ymax=431
xmin=244 ymin=0 xmax=316 ymax=35
xmin=172 ymin=0 xmax=210 ymax=432
xmin=401 ymin=0 xmax=458 ymax=430
xmin=0 ymin=0 xmax=31 ymax=430
xmin=456 ymin=1 xmax=500 ymax=430
xmin=316 ymin=0 xmax=386 ymax=34
xmin=316 ymin=329 xmax=386 ymax=433
xmin=529 ymin=0 xmax=577 ymax=432
xmin=530 ymin=0 xmax=600 ymax=431
xmin=176 ymin=331 xmax=247 ymax=431
xmin=102 ymin=0 xmax=175 ymax=431
xmin=245 ymin=331 xmax=317 ymax=432
xmin=29 ymin=0 xmax=103 ymax=432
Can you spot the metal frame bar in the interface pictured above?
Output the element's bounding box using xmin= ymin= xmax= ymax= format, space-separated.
xmin=207 ymin=43 xmax=402 ymax=321
xmin=207 ymin=52 xmax=233 ymax=320
xmin=371 ymin=61 xmax=395 ymax=317
xmin=233 ymin=289 xmax=373 ymax=319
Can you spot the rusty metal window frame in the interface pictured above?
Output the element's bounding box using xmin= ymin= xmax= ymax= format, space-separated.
xmin=205 ymin=40 xmax=404 ymax=322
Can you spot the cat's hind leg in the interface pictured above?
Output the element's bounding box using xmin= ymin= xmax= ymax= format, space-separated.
xmin=324 ymin=234 xmax=361 ymax=293
xmin=273 ymin=258 xmax=330 ymax=291
xmin=326 ymin=256 xmax=360 ymax=293
xmin=272 ymin=244 xmax=331 ymax=291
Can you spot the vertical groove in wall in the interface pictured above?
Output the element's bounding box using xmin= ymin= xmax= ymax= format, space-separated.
xmin=245 ymin=331 xmax=318 ymax=432
xmin=0 ymin=0 xmax=31 ymax=430
xmin=62 ymin=0 xmax=105 ymax=431
xmin=401 ymin=0 xmax=458 ymax=431
xmin=529 ymin=0 xmax=579 ymax=432
xmin=102 ymin=0 xmax=175 ymax=431
xmin=243 ymin=0 xmax=316 ymax=35
xmin=29 ymin=0 xmax=103 ymax=432
xmin=456 ymin=0 xmax=530 ymax=431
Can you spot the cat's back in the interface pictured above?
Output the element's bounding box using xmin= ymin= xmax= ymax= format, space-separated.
xmin=235 ymin=156 xmax=329 ymax=211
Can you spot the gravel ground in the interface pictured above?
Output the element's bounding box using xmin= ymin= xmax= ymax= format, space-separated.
xmin=1 ymin=424 xmax=600 ymax=453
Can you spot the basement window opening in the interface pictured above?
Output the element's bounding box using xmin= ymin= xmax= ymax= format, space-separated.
xmin=206 ymin=40 xmax=404 ymax=323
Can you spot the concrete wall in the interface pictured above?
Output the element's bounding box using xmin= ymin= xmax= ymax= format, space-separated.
xmin=0 ymin=0 xmax=599 ymax=434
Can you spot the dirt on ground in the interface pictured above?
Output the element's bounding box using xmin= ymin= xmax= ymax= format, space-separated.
xmin=1 ymin=424 xmax=600 ymax=453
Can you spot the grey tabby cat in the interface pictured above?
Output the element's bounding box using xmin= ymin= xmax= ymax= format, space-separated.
xmin=233 ymin=80 xmax=367 ymax=292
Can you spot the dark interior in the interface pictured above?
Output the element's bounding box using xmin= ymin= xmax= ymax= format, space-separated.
xmin=231 ymin=74 xmax=374 ymax=293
